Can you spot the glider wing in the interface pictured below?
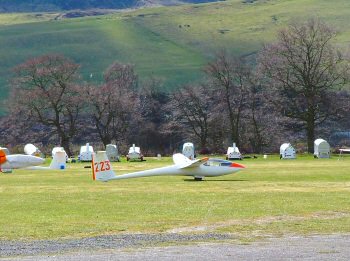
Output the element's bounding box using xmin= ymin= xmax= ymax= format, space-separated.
xmin=172 ymin=153 xmax=209 ymax=169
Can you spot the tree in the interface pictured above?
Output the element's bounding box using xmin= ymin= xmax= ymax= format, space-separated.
xmin=170 ymin=84 xmax=212 ymax=150
xmin=85 ymin=62 xmax=137 ymax=147
xmin=135 ymin=78 xmax=174 ymax=154
xmin=259 ymin=18 xmax=350 ymax=153
xmin=244 ymin=76 xmax=274 ymax=153
xmin=9 ymin=54 xmax=84 ymax=156
xmin=205 ymin=52 xmax=250 ymax=146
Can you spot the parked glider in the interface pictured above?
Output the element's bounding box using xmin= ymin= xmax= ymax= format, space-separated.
xmin=92 ymin=151 xmax=245 ymax=181
xmin=0 ymin=149 xmax=66 ymax=173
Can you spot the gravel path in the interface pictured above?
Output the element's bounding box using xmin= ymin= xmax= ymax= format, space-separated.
xmin=0 ymin=233 xmax=230 ymax=258
xmin=1 ymin=234 xmax=350 ymax=260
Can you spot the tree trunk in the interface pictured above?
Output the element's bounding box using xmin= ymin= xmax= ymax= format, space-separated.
xmin=101 ymin=136 xmax=111 ymax=147
xmin=61 ymin=137 xmax=72 ymax=157
xmin=306 ymin=119 xmax=315 ymax=154
xmin=200 ymin=137 xmax=207 ymax=151
xmin=234 ymin=118 xmax=240 ymax=147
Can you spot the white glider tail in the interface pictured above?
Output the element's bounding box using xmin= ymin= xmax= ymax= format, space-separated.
xmin=92 ymin=151 xmax=116 ymax=181
xmin=28 ymin=151 xmax=66 ymax=170
xmin=92 ymin=151 xmax=245 ymax=182
xmin=49 ymin=151 xmax=66 ymax=169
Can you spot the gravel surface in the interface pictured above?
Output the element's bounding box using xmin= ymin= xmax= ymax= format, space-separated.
xmin=0 ymin=233 xmax=230 ymax=258
xmin=1 ymin=234 xmax=350 ymax=260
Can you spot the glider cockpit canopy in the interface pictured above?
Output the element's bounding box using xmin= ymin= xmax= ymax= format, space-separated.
xmin=203 ymin=159 xmax=232 ymax=167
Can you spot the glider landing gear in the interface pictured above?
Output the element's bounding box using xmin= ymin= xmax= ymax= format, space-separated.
xmin=194 ymin=176 xmax=204 ymax=181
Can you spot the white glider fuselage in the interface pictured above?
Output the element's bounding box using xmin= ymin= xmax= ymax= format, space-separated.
xmin=0 ymin=154 xmax=45 ymax=170
xmin=108 ymin=163 xmax=240 ymax=180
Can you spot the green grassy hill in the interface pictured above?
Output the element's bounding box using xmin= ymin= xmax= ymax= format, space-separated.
xmin=0 ymin=16 xmax=206 ymax=93
xmin=0 ymin=0 xmax=217 ymax=12
xmin=0 ymin=0 xmax=350 ymax=111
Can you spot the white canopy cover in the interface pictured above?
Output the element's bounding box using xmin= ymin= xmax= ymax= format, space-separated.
xmin=182 ymin=142 xmax=195 ymax=160
xmin=314 ymin=139 xmax=330 ymax=158
xmin=280 ymin=143 xmax=296 ymax=159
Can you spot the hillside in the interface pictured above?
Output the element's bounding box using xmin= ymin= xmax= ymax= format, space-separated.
xmin=0 ymin=0 xmax=217 ymax=12
xmin=0 ymin=0 xmax=350 ymax=113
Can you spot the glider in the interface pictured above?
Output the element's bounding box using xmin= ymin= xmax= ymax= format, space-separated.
xmin=92 ymin=151 xmax=245 ymax=181
xmin=0 ymin=149 xmax=66 ymax=173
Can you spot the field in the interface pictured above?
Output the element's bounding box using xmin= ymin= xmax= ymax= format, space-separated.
xmin=1 ymin=155 xmax=350 ymax=241
xmin=0 ymin=0 xmax=350 ymax=104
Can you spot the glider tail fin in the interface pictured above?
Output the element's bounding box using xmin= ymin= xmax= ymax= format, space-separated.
xmin=92 ymin=151 xmax=116 ymax=181
xmin=50 ymin=151 xmax=66 ymax=170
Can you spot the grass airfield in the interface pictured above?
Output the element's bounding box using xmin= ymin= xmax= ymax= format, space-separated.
xmin=0 ymin=155 xmax=350 ymax=241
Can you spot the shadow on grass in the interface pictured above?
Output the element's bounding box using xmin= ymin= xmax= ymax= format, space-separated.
xmin=183 ymin=179 xmax=247 ymax=182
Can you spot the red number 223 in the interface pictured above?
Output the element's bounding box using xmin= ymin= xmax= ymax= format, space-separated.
xmin=94 ymin=161 xmax=111 ymax=173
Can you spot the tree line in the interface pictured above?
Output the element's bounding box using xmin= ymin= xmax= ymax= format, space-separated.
xmin=1 ymin=19 xmax=350 ymax=156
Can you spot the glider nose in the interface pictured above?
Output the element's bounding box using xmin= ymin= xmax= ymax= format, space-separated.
xmin=0 ymin=150 xmax=7 ymax=164
xmin=230 ymin=162 xmax=245 ymax=169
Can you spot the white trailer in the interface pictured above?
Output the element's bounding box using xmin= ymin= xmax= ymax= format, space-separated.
xmin=79 ymin=143 xmax=94 ymax=162
xmin=280 ymin=143 xmax=296 ymax=159
xmin=314 ymin=139 xmax=330 ymax=158
xmin=226 ymin=143 xmax=242 ymax=160
xmin=182 ymin=142 xmax=195 ymax=160
xmin=106 ymin=144 xmax=120 ymax=162
xmin=127 ymin=144 xmax=143 ymax=161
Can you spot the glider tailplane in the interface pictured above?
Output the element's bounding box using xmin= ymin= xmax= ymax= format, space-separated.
xmin=50 ymin=151 xmax=66 ymax=170
xmin=92 ymin=151 xmax=116 ymax=182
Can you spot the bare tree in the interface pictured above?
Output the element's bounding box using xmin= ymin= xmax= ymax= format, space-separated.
xmin=135 ymin=77 xmax=173 ymax=154
xmin=205 ymin=52 xmax=250 ymax=146
xmin=85 ymin=62 xmax=137 ymax=147
xmin=259 ymin=18 xmax=350 ymax=152
xmin=9 ymin=54 xmax=84 ymax=156
xmin=170 ymin=84 xmax=212 ymax=150
xmin=244 ymin=79 xmax=272 ymax=153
